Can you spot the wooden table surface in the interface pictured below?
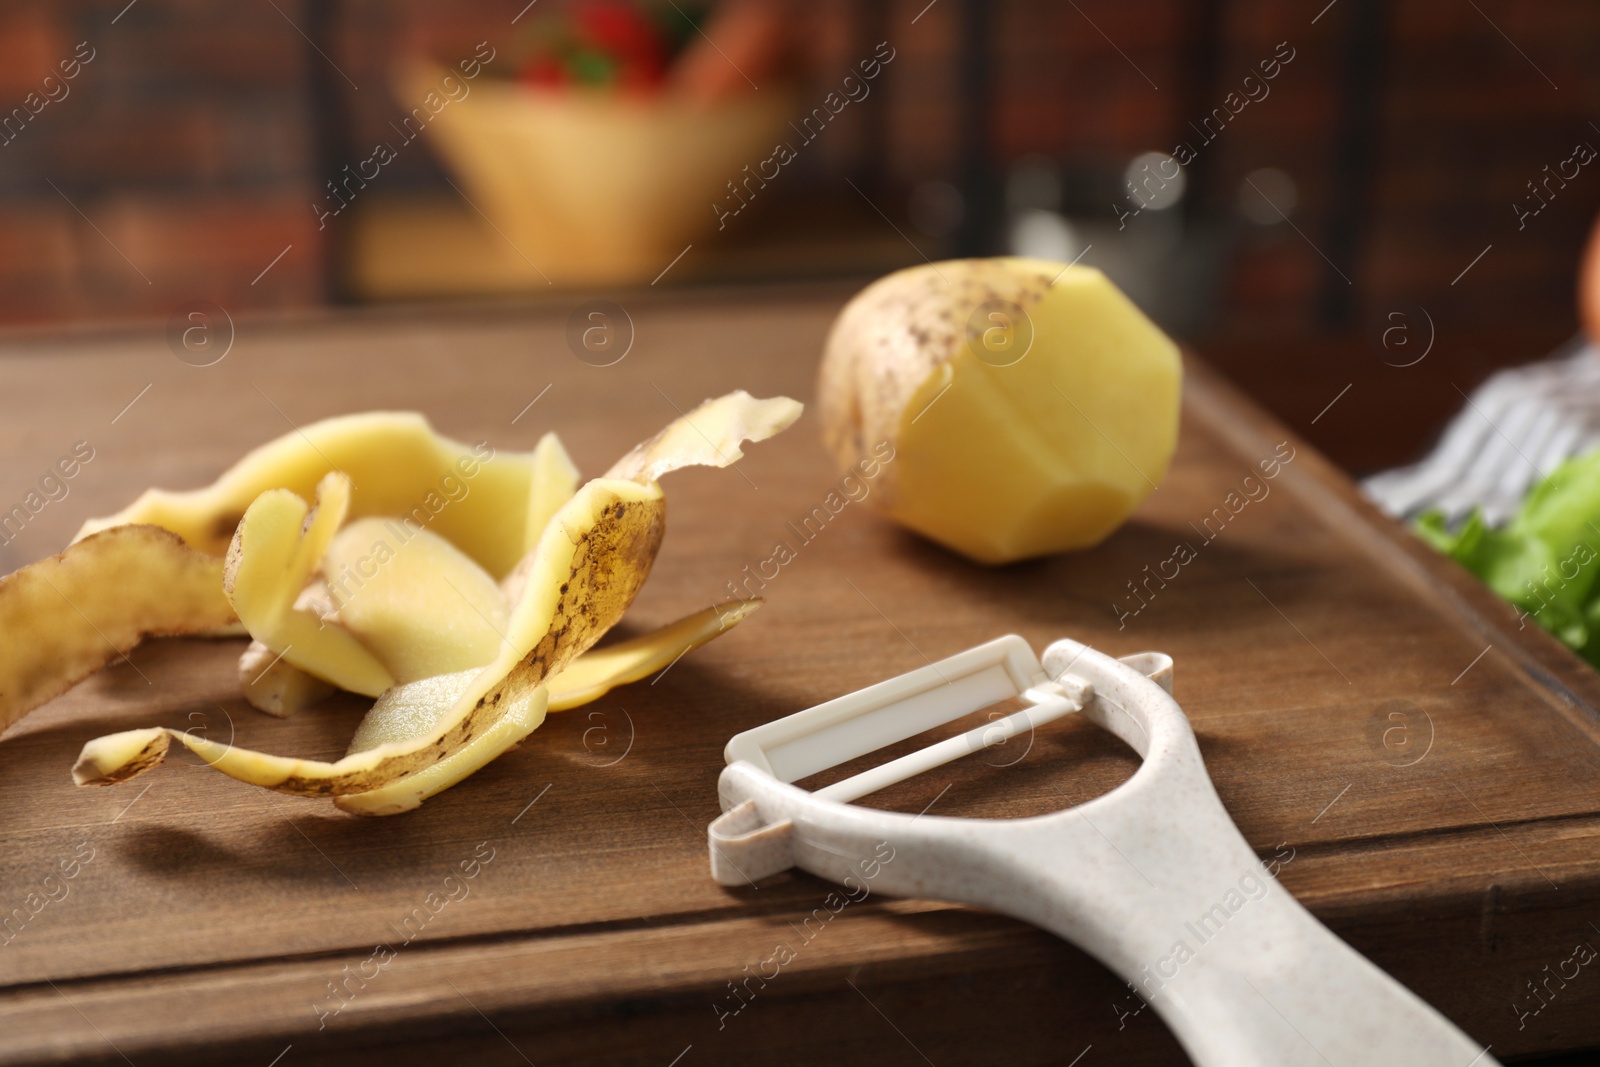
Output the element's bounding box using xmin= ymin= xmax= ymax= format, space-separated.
xmin=1 ymin=286 xmax=1598 ymax=1066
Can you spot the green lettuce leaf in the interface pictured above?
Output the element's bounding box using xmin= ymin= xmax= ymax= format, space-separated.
xmin=1415 ymin=450 xmax=1600 ymax=665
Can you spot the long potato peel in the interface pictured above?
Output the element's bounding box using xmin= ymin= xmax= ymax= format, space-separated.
xmin=537 ymin=599 xmax=763 ymax=712
xmin=72 ymin=392 xmax=802 ymax=800
xmin=74 ymin=478 xmax=662 ymax=793
xmin=525 ymin=433 xmax=581 ymax=554
xmin=605 ymin=393 xmax=803 ymax=482
xmin=75 ymin=414 xmax=577 ymax=580
xmin=334 ymin=685 xmax=551 ymax=816
xmin=239 ymin=639 xmax=334 ymax=717
xmin=333 ymin=600 xmax=761 ymax=815
xmin=239 ymin=580 xmax=339 ymax=715
xmin=223 ymin=473 xmax=396 ymax=698
xmin=243 ymin=592 xmax=758 ymax=723
xmin=0 ymin=526 xmax=235 ymax=732
xmin=322 ymin=518 xmax=510 ymax=684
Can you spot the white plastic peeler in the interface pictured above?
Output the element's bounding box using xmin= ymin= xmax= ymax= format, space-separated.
xmin=708 ymin=636 xmax=1497 ymax=1067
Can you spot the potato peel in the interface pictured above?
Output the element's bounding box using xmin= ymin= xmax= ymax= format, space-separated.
xmin=224 ymin=473 xmax=396 ymax=698
xmin=322 ymin=517 xmax=510 ymax=684
xmin=525 ymin=433 xmax=581 ymax=556
xmin=239 ymin=639 xmax=335 ymax=718
xmin=333 ymin=599 xmax=762 ymax=815
xmin=605 ymin=393 xmax=802 ymax=482
xmin=0 ymin=526 xmax=235 ymax=733
xmin=73 ymin=392 xmax=801 ymax=801
xmin=538 ymin=598 xmax=763 ymax=712
xmin=74 ymin=479 xmax=662 ymax=793
xmin=76 ymin=414 xmax=577 ymax=580
xmin=334 ymin=686 xmax=550 ymax=816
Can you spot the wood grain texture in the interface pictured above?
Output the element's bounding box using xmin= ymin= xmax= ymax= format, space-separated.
xmin=0 ymin=287 xmax=1597 ymax=1066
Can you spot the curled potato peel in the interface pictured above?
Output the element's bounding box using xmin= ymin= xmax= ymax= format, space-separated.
xmin=238 ymin=580 xmax=339 ymax=716
xmin=76 ymin=414 xmax=578 ymax=580
xmin=223 ymin=472 xmax=396 ymax=698
xmin=239 ymin=639 xmax=334 ymax=718
xmin=75 ymin=478 xmax=661 ymax=794
xmin=334 ymin=599 xmax=762 ymax=815
xmin=536 ymin=599 xmax=762 ymax=714
xmin=322 ymin=517 xmax=511 ymax=684
xmin=0 ymin=526 xmax=236 ymax=732
xmin=73 ymin=392 xmax=802 ymax=803
xmin=0 ymin=415 xmax=577 ymax=732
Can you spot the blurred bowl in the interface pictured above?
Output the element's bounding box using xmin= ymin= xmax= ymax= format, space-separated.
xmin=403 ymin=65 xmax=793 ymax=286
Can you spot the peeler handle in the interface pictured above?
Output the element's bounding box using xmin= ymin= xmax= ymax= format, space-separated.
xmin=964 ymin=752 xmax=1500 ymax=1067
xmin=1148 ymin=911 xmax=1494 ymax=1067
xmin=1016 ymin=844 xmax=1496 ymax=1067
xmin=714 ymin=762 xmax=1496 ymax=1066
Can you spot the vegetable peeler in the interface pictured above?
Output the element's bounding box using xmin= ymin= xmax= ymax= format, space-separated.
xmin=708 ymin=635 xmax=1497 ymax=1066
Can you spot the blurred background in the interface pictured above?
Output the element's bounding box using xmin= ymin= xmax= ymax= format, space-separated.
xmin=2 ymin=0 xmax=1597 ymax=474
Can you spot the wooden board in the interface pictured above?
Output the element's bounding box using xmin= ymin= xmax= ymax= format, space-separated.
xmin=1 ymin=287 xmax=1598 ymax=1066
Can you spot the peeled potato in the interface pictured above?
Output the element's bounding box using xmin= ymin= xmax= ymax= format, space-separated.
xmin=818 ymin=258 xmax=1182 ymax=564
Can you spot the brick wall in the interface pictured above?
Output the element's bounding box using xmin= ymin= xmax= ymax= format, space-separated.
xmin=0 ymin=1 xmax=322 ymax=324
xmin=0 ymin=0 xmax=1596 ymax=342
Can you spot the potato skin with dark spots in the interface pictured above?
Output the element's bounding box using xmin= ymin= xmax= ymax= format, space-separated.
xmin=470 ymin=495 xmax=665 ymax=755
xmin=74 ymin=732 xmax=171 ymax=786
xmin=68 ymin=392 xmax=798 ymax=805
xmin=72 ymin=491 xmax=667 ymax=798
xmin=0 ymin=525 xmax=235 ymax=733
xmin=237 ymin=492 xmax=664 ymax=798
xmin=817 ymin=258 xmax=1056 ymax=504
